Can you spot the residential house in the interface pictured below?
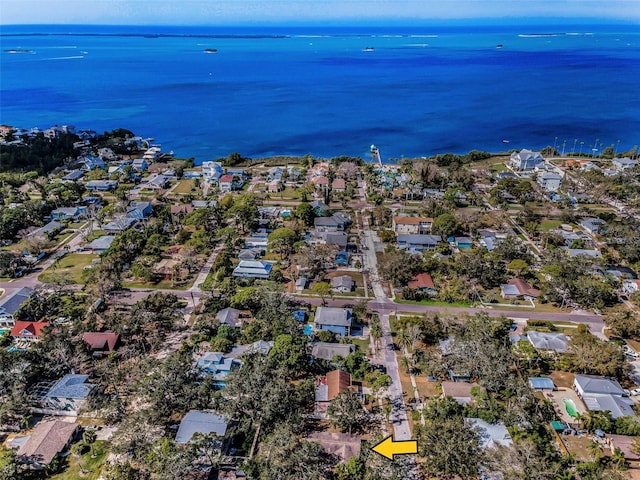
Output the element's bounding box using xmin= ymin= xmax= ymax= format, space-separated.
xmin=565 ymin=248 xmax=602 ymax=259
xmin=83 ymin=235 xmax=115 ymax=252
xmin=143 ymin=146 xmax=162 ymax=162
xmin=315 ymin=370 xmax=357 ymax=413
xmin=332 ymin=178 xmax=346 ymax=193
xmin=612 ymin=157 xmax=638 ymax=170
xmin=227 ymin=340 xmax=274 ymax=360
xmin=216 ymin=307 xmax=242 ymax=327
xmin=102 ymin=216 xmax=137 ymax=233
xmin=82 ymin=331 xmax=119 ymax=358
xmin=86 ymin=180 xmax=118 ymax=191
xmin=293 ymin=310 xmax=306 ymax=322
xmin=267 ymin=179 xmax=282 ymax=193
xmin=196 ymin=352 xmax=241 ymax=386
xmin=396 ymin=234 xmax=441 ymax=252
xmin=308 ymin=432 xmax=362 ymax=464
xmin=465 ymin=418 xmax=514 ymax=449
xmin=39 ymin=374 xmax=95 ymax=415
xmin=128 ymin=201 xmax=153 ymax=219
xmin=170 ymin=204 xmax=194 ymax=217
xmin=392 ymin=216 xmax=433 ymax=235
xmin=62 ymin=170 xmax=84 ymax=182
xmin=81 ymin=156 xmax=105 ymax=171
xmin=311 ymin=342 xmax=356 ymax=361
xmin=500 ymin=278 xmax=541 ymax=301
xmin=574 ymin=374 xmax=635 ymax=419
xmin=314 ymin=307 xmax=354 ymax=337
xmin=537 ymin=172 xmax=563 ymax=192
xmin=441 ymin=381 xmax=482 ymax=405
xmin=97 ymin=147 xmax=116 ymax=160
xmin=17 ymin=420 xmax=79 ymax=469
xmin=407 ymin=273 xmax=437 ymax=295
xmin=0 ymin=287 xmax=33 ymax=327
xmin=182 ymin=169 xmax=201 ymax=179
xmin=314 ymin=215 xmax=347 ymax=232
xmin=107 ymin=163 xmax=128 ymax=176
xmin=51 ymin=206 xmax=88 ymax=221
xmin=11 ymin=321 xmax=48 ymax=342
xmin=312 ymin=176 xmax=329 ymax=190
xmin=311 ymin=163 xmax=330 ymax=177
xmin=528 ymin=377 xmax=556 ymax=391
xmin=218 ymin=174 xmax=235 ymax=192
xmin=580 ymin=218 xmax=606 ymax=235
xmin=202 ymin=161 xmax=223 ymax=182
xmin=311 ymin=200 xmax=330 ymax=216
xmin=452 ymin=236 xmax=473 ymax=249
xmin=145 ymin=175 xmax=171 ymax=190
xmin=132 ymin=158 xmax=149 ymax=171
xmin=28 ymin=221 xmax=63 ymax=239
xmin=238 ymin=248 xmax=262 ymax=261
xmin=510 ymin=149 xmax=544 ymax=171
xmin=192 ymin=200 xmax=217 ymax=209
xmin=526 ymin=331 xmax=569 ymax=354
xmin=321 ymin=232 xmax=348 ymax=249
xmin=232 ymin=260 xmax=272 ymax=280
xmin=331 ymin=275 xmax=354 ymax=293
xmin=175 ymin=410 xmax=228 ymax=444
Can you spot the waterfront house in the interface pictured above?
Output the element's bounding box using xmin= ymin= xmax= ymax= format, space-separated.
xmin=175 ymin=410 xmax=228 ymax=444
xmin=0 ymin=287 xmax=33 ymax=327
xmin=86 ymin=180 xmax=118 ymax=191
xmin=11 ymin=321 xmax=48 ymax=343
xmin=82 ymin=331 xmax=119 ymax=358
xmin=218 ymin=174 xmax=235 ymax=192
xmin=392 ymin=216 xmax=433 ymax=235
xmin=232 ymin=260 xmax=272 ymax=280
xmin=612 ymin=157 xmax=638 ymax=170
xmin=510 ymin=149 xmax=544 ymax=172
xmin=202 ymin=161 xmax=223 ymax=182
xmin=314 ymin=307 xmax=354 ymax=337
xmin=17 ymin=420 xmax=79 ymax=470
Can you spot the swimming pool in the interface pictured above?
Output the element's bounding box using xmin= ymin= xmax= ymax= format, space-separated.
xmin=563 ymin=398 xmax=579 ymax=418
xmin=303 ymin=324 xmax=313 ymax=336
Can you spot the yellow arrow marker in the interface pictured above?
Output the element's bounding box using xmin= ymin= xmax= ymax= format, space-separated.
xmin=371 ymin=435 xmax=418 ymax=460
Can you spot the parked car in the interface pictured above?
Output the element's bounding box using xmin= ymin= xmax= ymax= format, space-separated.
xmin=624 ymin=346 xmax=639 ymax=358
xmin=630 ymin=388 xmax=640 ymax=396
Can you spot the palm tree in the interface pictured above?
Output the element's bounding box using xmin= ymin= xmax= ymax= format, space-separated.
xmin=397 ymin=330 xmax=412 ymax=353
xmin=588 ymin=439 xmax=603 ymax=461
xmin=400 ymin=355 xmax=413 ymax=375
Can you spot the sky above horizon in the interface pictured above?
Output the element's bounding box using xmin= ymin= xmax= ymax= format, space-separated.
xmin=2 ymin=0 xmax=640 ymax=26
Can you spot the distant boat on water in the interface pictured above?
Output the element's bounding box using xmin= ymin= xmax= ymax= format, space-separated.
xmin=204 ymin=48 xmax=218 ymax=54
xmin=496 ymin=44 xmax=503 ymax=49
xmin=4 ymin=49 xmax=34 ymax=54
xmin=502 ymin=139 xmax=510 ymax=144
xmin=363 ymin=47 xmax=375 ymax=52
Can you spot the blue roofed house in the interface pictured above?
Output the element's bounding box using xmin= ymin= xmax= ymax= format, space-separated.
xmin=86 ymin=180 xmax=118 ymax=191
xmin=28 ymin=221 xmax=63 ymax=239
xmin=62 ymin=170 xmax=84 ymax=182
xmin=510 ymin=149 xmax=544 ymax=172
xmin=293 ymin=310 xmax=306 ymax=322
xmin=335 ymin=250 xmax=349 ymax=266
xmin=314 ymin=307 xmax=354 ymax=337
xmin=83 ymin=235 xmax=115 ymax=252
xmin=81 ymin=156 xmax=105 ymax=171
xmin=39 ymin=374 xmax=95 ymax=415
xmin=127 ymin=201 xmax=153 ymax=219
xmin=102 ymin=216 xmax=138 ymax=233
xmin=196 ymin=352 xmax=241 ymax=387
xmin=132 ymin=158 xmax=149 ymax=172
xmin=175 ymin=410 xmax=228 ymax=445
xmin=0 ymin=287 xmax=33 ymax=327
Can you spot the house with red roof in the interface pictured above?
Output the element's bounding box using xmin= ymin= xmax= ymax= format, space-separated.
xmin=407 ymin=273 xmax=437 ymax=296
xmin=315 ymin=370 xmax=360 ymax=414
xmin=218 ymin=174 xmax=235 ymax=193
xmin=332 ymin=178 xmax=346 ymax=193
xmin=500 ymin=278 xmax=540 ymax=301
xmin=10 ymin=321 xmax=48 ymax=343
xmin=82 ymin=331 xmax=120 ymax=358
xmin=312 ymin=175 xmax=329 ymax=190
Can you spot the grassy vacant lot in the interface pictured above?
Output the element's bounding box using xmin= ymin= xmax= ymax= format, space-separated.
xmin=51 ymin=441 xmax=110 ymax=480
xmin=39 ymin=253 xmax=97 ymax=284
xmin=539 ymin=219 xmax=563 ymax=231
xmin=172 ymin=179 xmax=196 ymax=194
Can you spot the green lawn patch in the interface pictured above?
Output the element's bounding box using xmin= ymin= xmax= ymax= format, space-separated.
xmin=539 ymin=220 xmax=563 ymax=231
xmin=172 ymin=179 xmax=196 ymax=194
xmin=39 ymin=253 xmax=97 ymax=284
xmin=50 ymin=440 xmax=109 ymax=480
xmin=351 ymin=338 xmax=370 ymax=352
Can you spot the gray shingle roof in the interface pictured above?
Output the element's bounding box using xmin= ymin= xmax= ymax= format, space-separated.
xmin=314 ymin=307 xmax=352 ymax=327
xmin=0 ymin=287 xmax=33 ymax=316
xmin=310 ymin=342 xmax=355 ymax=361
xmin=175 ymin=410 xmax=228 ymax=443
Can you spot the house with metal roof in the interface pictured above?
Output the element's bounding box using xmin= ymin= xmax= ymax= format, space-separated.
xmin=51 ymin=206 xmax=87 ymax=221
xmin=86 ymin=179 xmax=118 ymax=191
xmin=331 ymin=275 xmax=354 ymax=293
xmin=227 ymin=340 xmax=274 ymax=360
xmin=83 ymin=235 xmax=116 ymax=252
xmin=232 ymin=260 xmax=272 ymax=280
xmin=528 ymin=377 xmax=556 ymax=391
xmin=396 ymin=234 xmax=441 ymax=252
xmin=41 ymin=374 xmax=95 ymax=414
xmin=28 ymin=221 xmax=63 ymax=239
xmin=216 ymin=307 xmax=242 ymax=327
xmin=10 ymin=320 xmax=48 ymax=343
xmin=465 ymin=418 xmax=514 ymax=449
xmin=314 ymin=307 xmax=354 ymax=337
xmin=175 ymin=410 xmax=228 ymax=444
xmin=102 ymin=216 xmax=137 ymax=233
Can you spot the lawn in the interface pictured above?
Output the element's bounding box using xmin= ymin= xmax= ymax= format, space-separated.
xmin=172 ymin=179 xmax=196 ymax=194
xmin=38 ymin=253 xmax=97 ymax=284
xmin=490 ymin=162 xmax=508 ymax=172
xmin=123 ymin=277 xmax=195 ymax=291
xmin=50 ymin=440 xmax=110 ymax=480
xmin=539 ymin=219 xmax=563 ymax=231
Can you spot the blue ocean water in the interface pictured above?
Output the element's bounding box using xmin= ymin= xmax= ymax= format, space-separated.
xmin=1 ymin=24 xmax=639 ymax=162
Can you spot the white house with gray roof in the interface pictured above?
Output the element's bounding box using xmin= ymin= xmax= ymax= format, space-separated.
xmin=574 ymin=374 xmax=635 ymax=419
xmin=527 ymin=331 xmax=569 ymax=353
xmin=310 ymin=342 xmax=356 ymax=361
xmin=314 ymin=307 xmax=353 ymax=337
